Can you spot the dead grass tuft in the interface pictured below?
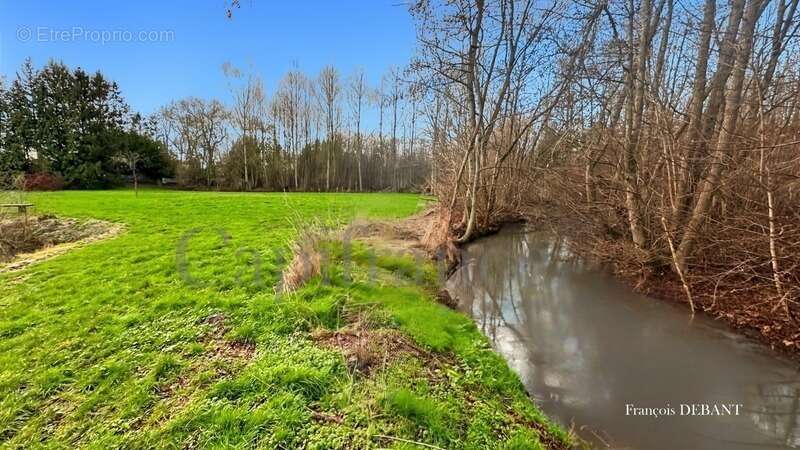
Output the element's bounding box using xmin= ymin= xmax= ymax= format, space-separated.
xmin=279 ymin=227 xmax=325 ymax=293
xmin=312 ymin=322 xmax=427 ymax=376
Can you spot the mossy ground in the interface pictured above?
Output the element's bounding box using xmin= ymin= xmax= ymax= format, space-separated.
xmin=0 ymin=189 xmax=569 ymax=449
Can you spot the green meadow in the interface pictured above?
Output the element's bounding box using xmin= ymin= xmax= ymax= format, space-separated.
xmin=0 ymin=189 xmax=567 ymax=449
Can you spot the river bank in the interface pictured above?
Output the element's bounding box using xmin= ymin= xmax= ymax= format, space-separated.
xmin=517 ymin=202 xmax=800 ymax=362
xmin=446 ymin=226 xmax=800 ymax=449
xmin=340 ymin=211 xmax=574 ymax=448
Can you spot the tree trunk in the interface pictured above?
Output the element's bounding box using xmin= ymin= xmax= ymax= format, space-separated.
xmin=622 ymin=0 xmax=651 ymax=253
xmin=671 ymin=0 xmax=716 ymax=226
xmin=674 ymin=0 xmax=764 ymax=273
xmin=132 ymin=162 xmax=138 ymax=197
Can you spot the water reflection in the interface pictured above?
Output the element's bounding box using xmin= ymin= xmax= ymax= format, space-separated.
xmin=447 ymin=226 xmax=800 ymax=449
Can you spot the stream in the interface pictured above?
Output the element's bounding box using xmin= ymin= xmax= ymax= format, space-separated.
xmin=446 ymin=226 xmax=800 ymax=449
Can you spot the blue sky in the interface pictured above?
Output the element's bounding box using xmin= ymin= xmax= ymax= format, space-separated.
xmin=0 ymin=1 xmax=416 ymax=124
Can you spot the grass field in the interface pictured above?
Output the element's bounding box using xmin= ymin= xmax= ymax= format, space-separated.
xmin=0 ymin=189 xmax=567 ymax=449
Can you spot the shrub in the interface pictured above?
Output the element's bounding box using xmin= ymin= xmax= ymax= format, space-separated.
xmin=22 ymin=173 xmax=64 ymax=191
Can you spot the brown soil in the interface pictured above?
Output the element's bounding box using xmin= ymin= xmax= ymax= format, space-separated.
xmin=434 ymin=289 xmax=458 ymax=309
xmin=0 ymin=214 xmax=123 ymax=272
xmin=345 ymin=211 xmax=435 ymax=258
xmin=200 ymin=313 xmax=257 ymax=363
xmin=312 ymin=324 xmax=428 ymax=375
xmin=506 ymin=408 xmax=572 ymax=450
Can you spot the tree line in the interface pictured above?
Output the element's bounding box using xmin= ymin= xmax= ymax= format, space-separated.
xmin=156 ymin=64 xmax=429 ymax=192
xmin=0 ymin=59 xmax=171 ymax=189
xmin=0 ymin=60 xmax=431 ymax=192
xmin=412 ymin=0 xmax=799 ymax=317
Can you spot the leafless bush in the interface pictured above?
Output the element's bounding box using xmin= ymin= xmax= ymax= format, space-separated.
xmin=411 ymin=0 xmax=800 ymax=347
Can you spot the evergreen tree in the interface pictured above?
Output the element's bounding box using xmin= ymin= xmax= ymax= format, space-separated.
xmin=2 ymin=59 xmax=37 ymax=176
xmin=0 ymin=76 xmax=8 ymax=179
xmin=1 ymin=58 xmax=170 ymax=188
xmin=34 ymin=60 xmax=75 ymax=176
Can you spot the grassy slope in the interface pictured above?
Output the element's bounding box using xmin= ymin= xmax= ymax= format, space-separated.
xmin=0 ymin=189 xmax=567 ymax=449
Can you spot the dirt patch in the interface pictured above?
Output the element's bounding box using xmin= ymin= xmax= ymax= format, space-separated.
xmin=506 ymin=408 xmax=573 ymax=450
xmin=310 ymin=409 xmax=345 ymax=425
xmin=344 ymin=209 xmax=466 ymax=277
xmin=140 ymin=314 xmax=258 ymax=428
xmin=154 ymin=374 xmax=192 ymax=400
xmin=0 ymin=215 xmax=123 ymax=272
xmin=435 ymin=289 xmax=458 ymax=309
xmin=345 ymin=210 xmax=438 ymax=259
xmin=165 ymin=314 xmax=256 ymax=393
xmin=200 ymin=314 xmax=256 ymax=363
xmin=346 ymin=216 xmax=425 ymax=242
xmin=41 ymin=396 xmax=76 ymax=438
xmin=312 ymin=324 xmax=428 ymax=376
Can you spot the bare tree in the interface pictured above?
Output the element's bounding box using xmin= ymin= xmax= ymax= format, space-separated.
xmin=224 ymin=62 xmax=266 ymax=191
xmin=116 ymin=147 xmax=142 ymax=196
xmin=348 ymin=68 xmax=367 ymax=191
xmin=318 ymin=66 xmax=341 ymax=191
xmin=158 ymin=98 xmax=228 ymax=187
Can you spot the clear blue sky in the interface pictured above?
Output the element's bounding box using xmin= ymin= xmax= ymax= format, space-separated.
xmin=0 ymin=0 xmax=416 ymax=124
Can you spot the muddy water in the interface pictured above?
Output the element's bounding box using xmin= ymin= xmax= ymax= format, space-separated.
xmin=446 ymin=226 xmax=800 ymax=450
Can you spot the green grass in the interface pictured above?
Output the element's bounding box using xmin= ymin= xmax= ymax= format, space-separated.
xmin=0 ymin=189 xmax=568 ymax=449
